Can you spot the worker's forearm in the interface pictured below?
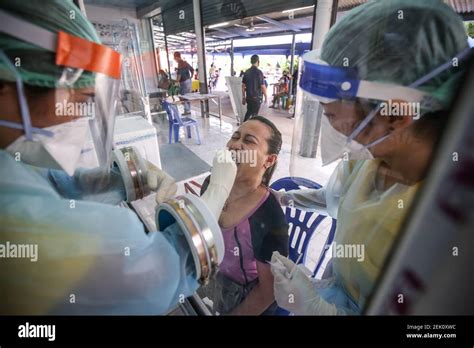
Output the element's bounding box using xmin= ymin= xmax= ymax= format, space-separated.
xmin=282 ymin=188 xmax=328 ymax=214
xmin=229 ymin=284 xmax=274 ymax=315
xmin=41 ymin=166 xmax=126 ymax=204
xmin=242 ymin=85 xmax=246 ymax=99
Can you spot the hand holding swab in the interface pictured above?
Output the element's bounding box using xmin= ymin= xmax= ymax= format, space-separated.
xmin=289 ymin=253 xmax=303 ymax=279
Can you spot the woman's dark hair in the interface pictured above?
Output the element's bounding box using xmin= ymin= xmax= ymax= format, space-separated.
xmin=247 ymin=116 xmax=282 ymax=186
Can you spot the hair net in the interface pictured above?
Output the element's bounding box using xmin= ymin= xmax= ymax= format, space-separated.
xmin=0 ymin=0 xmax=101 ymax=88
xmin=321 ymin=0 xmax=469 ymax=109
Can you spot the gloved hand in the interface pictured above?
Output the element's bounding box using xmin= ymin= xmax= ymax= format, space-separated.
xmin=147 ymin=161 xmax=178 ymax=205
xmin=271 ymin=251 xmax=338 ymax=315
xmin=200 ymin=148 xmax=237 ymax=219
xmin=273 ymin=187 xmax=327 ymax=207
xmin=269 ymin=188 xmax=285 ymax=205
xmin=113 ymin=147 xmax=176 ymax=203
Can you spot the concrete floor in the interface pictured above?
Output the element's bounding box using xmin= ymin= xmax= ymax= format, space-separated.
xmin=152 ymin=91 xmax=338 ymax=275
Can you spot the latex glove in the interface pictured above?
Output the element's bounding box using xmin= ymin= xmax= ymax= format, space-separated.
xmin=269 ymin=188 xmax=285 ymax=205
xmin=200 ymin=148 xmax=237 ymax=219
xmin=269 ymin=188 xmax=301 ymax=207
xmin=271 ymin=251 xmax=338 ymax=315
xmin=147 ymin=161 xmax=178 ymax=205
xmin=276 ymin=187 xmax=328 ymax=214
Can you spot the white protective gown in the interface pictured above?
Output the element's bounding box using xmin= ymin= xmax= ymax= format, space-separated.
xmin=281 ymin=160 xmax=419 ymax=314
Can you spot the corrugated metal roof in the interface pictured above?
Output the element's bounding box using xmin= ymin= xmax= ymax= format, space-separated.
xmin=445 ymin=0 xmax=474 ymax=13
xmin=338 ymin=0 xmax=473 ymax=13
xmin=84 ymin=0 xmax=474 ymax=16
xmin=153 ymin=0 xmax=474 ymax=50
xmin=338 ymin=0 xmax=368 ymax=10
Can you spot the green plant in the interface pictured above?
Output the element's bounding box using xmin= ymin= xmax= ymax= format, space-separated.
xmin=465 ymin=22 xmax=474 ymax=38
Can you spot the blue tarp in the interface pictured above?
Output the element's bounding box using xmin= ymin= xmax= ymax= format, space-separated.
xmin=231 ymin=42 xmax=310 ymax=56
xmin=199 ymin=42 xmax=311 ymax=57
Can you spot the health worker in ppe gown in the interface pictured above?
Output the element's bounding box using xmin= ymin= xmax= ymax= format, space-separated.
xmin=270 ymin=0 xmax=471 ymax=315
xmin=0 ymin=0 xmax=236 ymax=315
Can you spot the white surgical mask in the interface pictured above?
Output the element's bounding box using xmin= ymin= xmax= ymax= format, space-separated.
xmin=320 ymin=115 xmax=374 ymax=166
xmin=345 ymin=139 xmax=375 ymax=161
xmin=6 ymin=118 xmax=89 ymax=175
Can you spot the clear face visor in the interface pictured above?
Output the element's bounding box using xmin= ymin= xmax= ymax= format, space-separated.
xmin=290 ymin=48 xmax=466 ymax=179
xmin=0 ymin=10 xmax=122 ymax=173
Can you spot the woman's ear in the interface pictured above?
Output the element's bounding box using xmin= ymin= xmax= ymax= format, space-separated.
xmin=264 ymin=154 xmax=277 ymax=169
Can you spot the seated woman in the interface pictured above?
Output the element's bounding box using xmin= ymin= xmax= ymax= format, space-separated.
xmin=270 ymin=71 xmax=290 ymax=109
xmin=198 ymin=116 xmax=288 ymax=315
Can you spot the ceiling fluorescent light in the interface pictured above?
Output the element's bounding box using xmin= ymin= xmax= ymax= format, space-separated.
xmin=209 ymin=22 xmax=229 ymax=29
xmin=282 ymin=5 xmax=314 ymax=13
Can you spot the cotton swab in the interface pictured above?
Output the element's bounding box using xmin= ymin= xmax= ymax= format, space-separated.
xmin=267 ymin=253 xmax=304 ymax=279
xmin=289 ymin=253 xmax=303 ymax=279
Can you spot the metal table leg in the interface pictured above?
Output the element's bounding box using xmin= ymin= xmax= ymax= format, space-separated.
xmin=218 ymin=96 xmax=222 ymax=128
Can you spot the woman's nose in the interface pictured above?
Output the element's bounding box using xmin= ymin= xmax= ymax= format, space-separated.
xmin=227 ymin=140 xmax=244 ymax=150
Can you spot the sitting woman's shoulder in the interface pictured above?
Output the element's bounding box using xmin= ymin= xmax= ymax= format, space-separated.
xmin=249 ymin=188 xmax=289 ymax=262
xmin=252 ymin=189 xmax=287 ymax=226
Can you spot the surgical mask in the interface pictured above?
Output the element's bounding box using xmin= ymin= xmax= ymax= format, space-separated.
xmin=320 ymin=115 xmax=374 ymax=166
xmin=6 ymin=118 xmax=89 ymax=175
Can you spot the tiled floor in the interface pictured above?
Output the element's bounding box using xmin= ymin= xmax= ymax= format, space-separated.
xmin=153 ymin=92 xmax=339 ymax=276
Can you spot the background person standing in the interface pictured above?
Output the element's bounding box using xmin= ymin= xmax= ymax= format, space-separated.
xmin=242 ymin=55 xmax=267 ymax=122
xmin=209 ymin=63 xmax=216 ymax=77
xmin=174 ymin=51 xmax=194 ymax=115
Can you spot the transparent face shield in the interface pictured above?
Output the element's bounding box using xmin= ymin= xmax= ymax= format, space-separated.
xmin=290 ymin=48 xmax=469 ymax=181
xmin=0 ymin=10 xmax=122 ymax=174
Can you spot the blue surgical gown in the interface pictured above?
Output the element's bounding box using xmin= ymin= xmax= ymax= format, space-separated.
xmin=0 ymin=150 xmax=199 ymax=315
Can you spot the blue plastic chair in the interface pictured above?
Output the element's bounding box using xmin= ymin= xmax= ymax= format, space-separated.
xmin=270 ymin=177 xmax=337 ymax=316
xmin=162 ymin=101 xmax=201 ymax=145
xmin=270 ymin=177 xmax=337 ymax=277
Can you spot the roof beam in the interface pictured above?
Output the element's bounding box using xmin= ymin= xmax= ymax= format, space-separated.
xmin=156 ymin=36 xmax=187 ymax=44
xmin=137 ymin=2 xmax=161 ymax=19
xmin=256 ymin=15 xmax=301 ymax=32
xmin=212 ymin=27 xmax=251 ymax=38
